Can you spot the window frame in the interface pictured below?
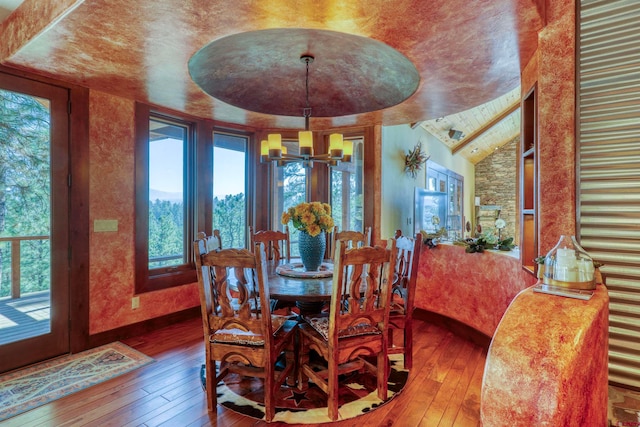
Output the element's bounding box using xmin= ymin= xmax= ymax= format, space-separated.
xmin=134 ymin=103 xmax=212 ymax=293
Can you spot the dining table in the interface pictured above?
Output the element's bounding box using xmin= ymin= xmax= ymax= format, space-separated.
xmin=267 ymin=260 xmax=334 ymax=315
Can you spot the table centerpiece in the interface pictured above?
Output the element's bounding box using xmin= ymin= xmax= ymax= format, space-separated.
xmin=281 ymin=201 xmax=334 ymax=271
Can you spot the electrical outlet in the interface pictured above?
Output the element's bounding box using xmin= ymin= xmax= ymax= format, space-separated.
xmin=131 ymin=296 xmax=140 ymax=309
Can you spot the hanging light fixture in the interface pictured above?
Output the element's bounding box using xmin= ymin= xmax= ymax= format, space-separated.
xmin=260 ymin=54 xmax=352 ymax=168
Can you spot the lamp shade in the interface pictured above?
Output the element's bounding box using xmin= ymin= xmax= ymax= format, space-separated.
xmin=343 ymin=139 xmax=353 ymax=156
xmin=260 ymin=140 xmax=269 ymax=156
xmin=268 ymin=133 xmax=282 ymax=149
xmin=299 ymin=130 xmax=313 ymax=156
xmin=342 ymin=139 xmax=353 ymax=162
xmin=329 ymin=133 xmax=344 ymax=159
xmin=267 ymin=133 xmax=282 ymax=159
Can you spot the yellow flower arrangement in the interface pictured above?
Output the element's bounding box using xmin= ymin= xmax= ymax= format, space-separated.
xmin=281 ymin=202 xmax=334 ymax=237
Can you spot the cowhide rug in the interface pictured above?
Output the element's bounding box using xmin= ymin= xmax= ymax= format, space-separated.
xmin=208 ymin=354 xmax=408 ymax=424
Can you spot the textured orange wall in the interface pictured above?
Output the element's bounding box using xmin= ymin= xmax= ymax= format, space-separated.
xmin=478 ymin=2 xmax=608 ymax=425
xmin=415 ymin=244 xmax=536 ymax=337
xmin=481 ymin=284 xmax=609 ymax=426
xmin=521 ymin=0 xmax=577 ymax=256
xmin=88 ymin=90 xmax=199 ymax=334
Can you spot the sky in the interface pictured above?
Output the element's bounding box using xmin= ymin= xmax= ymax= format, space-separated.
xmin=149 ymin=139 xmax=245 ymax=198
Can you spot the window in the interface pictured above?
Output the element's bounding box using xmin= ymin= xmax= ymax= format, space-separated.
xmin=148 ymin=118 xmax=189 ymax=269
xmin=213 ymin=132 xmax=247 ymax=248
xmin=269 ymin=135 xmax=365 ymax=258
xmin=330 ymin=138 xmax=364 ymax=232
xmin=135 ymin=104 xmax=252 ymax=292
xmin=135 ymin=110 xmax=199 ymax=293
xmin=272 ymin=139 xmax=308 ymax=256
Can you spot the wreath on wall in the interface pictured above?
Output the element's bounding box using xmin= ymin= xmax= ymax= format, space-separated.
xmin=404 ymin=143 xmax=429 ymax=178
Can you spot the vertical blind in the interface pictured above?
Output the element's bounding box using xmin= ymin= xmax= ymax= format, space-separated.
xmin=579 ymin=0 xmax=640 ymax=388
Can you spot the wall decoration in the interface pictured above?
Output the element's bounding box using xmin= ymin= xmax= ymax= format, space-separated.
xmin=404 ymin=143 xmax=429 ymax=178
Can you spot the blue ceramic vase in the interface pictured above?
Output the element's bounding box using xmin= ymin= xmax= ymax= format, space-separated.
xmin=298 ymin=230 xmax=326 ymax=271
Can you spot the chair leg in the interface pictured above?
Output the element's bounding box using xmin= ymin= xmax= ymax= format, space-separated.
xmin=285 ymin=331 xmax=297 ymax=387
xmin=264 ymin=365 xmax=275 ymax=422
xmin=297 ymin=335 xmax=310 ymax=391
xmin=377 ymin=351 xmax=388 ymax=401
xmin=404 ymin=323 xmax=413 ymax=369
xmin=205 ymin=358 xmax=216 ymax=411
xmin=327 ymin=360 xmax=340 ymax=421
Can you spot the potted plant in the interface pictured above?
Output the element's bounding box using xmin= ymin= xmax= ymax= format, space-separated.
xmin=281 ymin=202 xmax=334 ymax=271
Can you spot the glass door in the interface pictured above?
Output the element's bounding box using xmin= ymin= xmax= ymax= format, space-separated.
xmin=0 ymin=72 xmax=70 ymax=373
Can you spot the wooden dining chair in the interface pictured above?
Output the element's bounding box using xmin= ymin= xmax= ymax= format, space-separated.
xmin=193 ymin=239 xmax=297 ymax=422
xmin=196 ymin=229 xmax=222 ymax=253
xmin=249 ymin=226 xmax=291 ymax=264
xmin=330 ymin=225 xmax=371 ymax=259
xmin=388 ymin=232 xmax=422 ymax=369
xmin=297 ymin=238 xmax=397 ymax=421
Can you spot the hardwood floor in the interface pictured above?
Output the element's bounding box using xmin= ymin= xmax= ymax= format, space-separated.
xmin=2 ymin=315 xmax=487 ymax=427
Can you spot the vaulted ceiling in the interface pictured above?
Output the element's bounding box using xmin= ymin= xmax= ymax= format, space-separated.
xmin=420 ymin=86 xmax=521 ymax=164
xmin=0 ymin=0 xmax=544 ymax=162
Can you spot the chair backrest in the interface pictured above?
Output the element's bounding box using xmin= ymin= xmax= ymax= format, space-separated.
xmin=193 ymin=239 xmax=274 ymax=346
xmin=328 ymin=239 xmax=397 ymax=348
xmin=330 ymin=226 xmax=372 ymax=259
xmin=393 ymin=233 xmax=422 ymax=314
xmin=196 ymin=230 xmax=222 ymax=254
xmin=249 ymin=226 xmax=291 ymax=263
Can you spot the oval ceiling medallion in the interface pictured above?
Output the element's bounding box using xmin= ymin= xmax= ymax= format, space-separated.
xmin=188 ymin=28 xmax=420 ymax=117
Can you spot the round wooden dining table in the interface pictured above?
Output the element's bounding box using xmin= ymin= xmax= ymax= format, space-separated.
xmin=267 ymin=261 xmax=334 ymax=314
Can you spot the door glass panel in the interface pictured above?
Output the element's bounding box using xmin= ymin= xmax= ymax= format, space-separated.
xmin=213 ymin=133 xmax=247 ymax=248
xmin=0 ymin=89 xmax=52 ymax=344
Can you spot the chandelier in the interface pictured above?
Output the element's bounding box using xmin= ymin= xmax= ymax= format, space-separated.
xmin=260 ymin=55 xmax=352 ymax=168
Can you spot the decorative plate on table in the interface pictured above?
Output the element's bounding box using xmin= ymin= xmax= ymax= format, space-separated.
xmin=276 ymin=262 xmax=333 ymax=278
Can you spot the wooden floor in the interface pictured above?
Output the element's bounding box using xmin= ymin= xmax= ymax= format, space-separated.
xmin=0 ymin=291 xmax=50 ymax=345
xmin=3 ymin=315 xmax=487 ymax=427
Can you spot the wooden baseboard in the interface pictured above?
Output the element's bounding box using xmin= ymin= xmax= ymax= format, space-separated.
xmin=85 ymin=306 xmax=201 ymax=350
xmin=413 ymin=308 xmax=492 ymax=349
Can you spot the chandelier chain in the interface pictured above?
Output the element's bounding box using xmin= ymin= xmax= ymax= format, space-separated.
xmin=260 ymin=53 xmax=348 ymax=168
xmin=301 ymin=54 xmax=314 ymax=128
xmin=305 ymin=57 xmax=310 ymax=112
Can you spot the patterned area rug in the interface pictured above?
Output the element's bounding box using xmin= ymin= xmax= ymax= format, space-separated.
xmin=213 ymin=354 xmax=408 ymax=424
xmin=609 ymin=385 xmax=640 ymax=426
xmin=0 ymin=342 xmax=154 ymax=422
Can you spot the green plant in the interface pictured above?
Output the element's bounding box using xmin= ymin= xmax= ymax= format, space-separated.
xmin=534 ymin=256 xmax=546 ymax=265
xmin=420 ymin=227 xmax=447 ymax=248
xmin=496 ymin=237 xmax=515 ymax=251
xmin=454 ymin=237 xmax=489 ymax=253
xmin=454 ymin=236 xmax=515 ymax=253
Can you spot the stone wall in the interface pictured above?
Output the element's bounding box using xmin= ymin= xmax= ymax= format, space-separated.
xmin=474 ymin=137 xmax=518 ymax=242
